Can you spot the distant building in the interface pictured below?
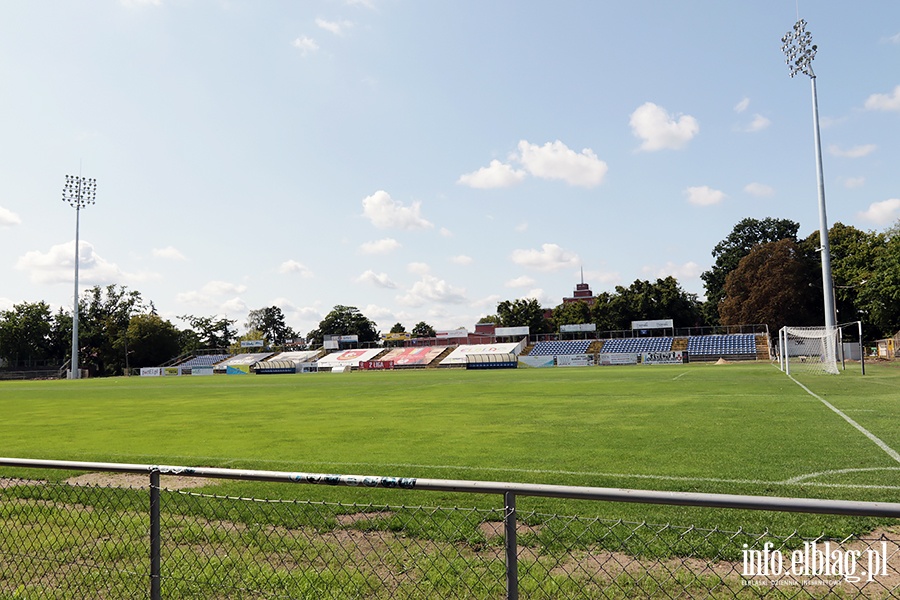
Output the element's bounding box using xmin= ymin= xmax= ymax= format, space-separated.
xmin=562 ymin=269 xmax=595 ymax=306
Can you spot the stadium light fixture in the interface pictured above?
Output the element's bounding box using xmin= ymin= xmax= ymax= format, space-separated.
xmin=62 ymin=174 xmax=97 ymax=380
xmin=781 ymin=19 xmax=837 ymax=331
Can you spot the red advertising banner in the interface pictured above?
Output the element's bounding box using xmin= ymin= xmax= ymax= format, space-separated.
xmin=360 ymin=360 xmax=395 ymax=370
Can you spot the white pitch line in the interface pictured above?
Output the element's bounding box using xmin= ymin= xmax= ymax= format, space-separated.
xmin=788 ymin=373 xmax=900 ymax=464
xmin=786 ymin=467 xmax=900 ymax=485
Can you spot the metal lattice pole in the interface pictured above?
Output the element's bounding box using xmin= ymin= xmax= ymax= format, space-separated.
xmin=781 ymin=19 xmax=837 ymax=331
xmin=62 ymin=175 xmax=97 ymax=379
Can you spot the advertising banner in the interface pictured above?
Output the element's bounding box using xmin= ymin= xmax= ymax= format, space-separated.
xmin=642 ymin=351 xmax=685 ymax=365
xmin=495 ymin=326 xmax=529 ymax=337
xmin=560 ymin=323 xmax=596 ymax=333
xmin=192 ymin=366 xmax=214 ymax=376
xmin=557 ymin=354 xmax=591 ymax=367
xmin=599 ymin=353 xmax=639 ymax=366
xmin=360 ymin=360 xmax=395 ymax=370
xmin=140 ymin=367 xmax=162 ymax=377
xmin=632 ymin=319 xmax=674 ymax=330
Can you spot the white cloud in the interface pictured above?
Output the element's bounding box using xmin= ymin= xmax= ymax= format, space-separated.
xmin=459 ymin=139 xmax=608 ymax=189
xmin=743 ymin=114 xmax=771 ymax=132
xmin=583 ymin=268 xmax=620 ymax=285
xmin=744 ymin=182 xmax=774 ymax=197
xmin=202 ymin=280 xmax=247 ymax=296
xmin=641 ymin=261 xmax=703 ymax=281
xmin=221 ymin=297 xmax=248 ymax=314
xmin=278 ymin=259 xmax=313 ymax=277
xmin=888 ymin=33 xmax=900 ymax=44
xmin=734 ymin=97 xmax=750 ymax=113
xmin=152 ymin=246 xmax=186 ymax=260
xmin=362 ymin=190 xmax=433 ymax=230
xmin=514 ymin=140 xmax=608 ymax=187
xmin=858 ymin=199 xmax=900 ymax=225
xmin=397 ymin=274 xmax=467 ymax=306
xmin=450 ymin=255 xmax=473 ymax=265
xmin=292 ymin=36 xmax=319 ymax=56
xmin=865 ymin=86 xmax=900 ymax=111
xmin=685 ymin=186 xmax=726 ymax=206
xmin=828 ymin=144 xmax=877 ymax=158
xmin=316 ymin=18 xmax=353 ymax=36
xmin=439 ymin=227 xmax=453 ymax=238
xmin=629 ymin=102 xmax=699 ymax=151
xmin=407 ymin=262 xmax=430 ymax=275
xmin=514 ymin=221 xmax=528 ymax=233
xmin=505 ymin=276 xmax=536 ymax=288
xmin=15 ymin=241 xmax=137 ymax=285
xmin=511 ymin=243 xmax=580 ymax=272
xmin=0 ymin=206 xmax=21 ymax=227
xmin=357 ymin=270 xmax=397 ymax=289
xmin=457 ymin=159 xmax=526 ymax=189
xmin=359 ymin=238 xmax=401 ymax=254
xmin=843 ymin=177 xmax=866 ymax=189
xmin=520 ymin=289 xmax=549 ymax=305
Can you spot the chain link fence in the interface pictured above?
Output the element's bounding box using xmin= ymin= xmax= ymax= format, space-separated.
xmin=2 ymin=463 xmax=900 ymax=599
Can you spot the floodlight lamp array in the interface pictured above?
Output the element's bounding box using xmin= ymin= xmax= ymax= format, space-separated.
xmin=781 ymin=18 xmax=817 ymax=78
xmin=62 ymin=175 xmax=97 ymax=210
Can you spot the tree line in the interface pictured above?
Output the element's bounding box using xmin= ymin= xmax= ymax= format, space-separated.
xmin=2 ymin=216 xmax=898 ymax=375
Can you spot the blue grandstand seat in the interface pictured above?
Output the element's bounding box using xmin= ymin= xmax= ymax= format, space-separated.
xmin=531 ymin=340 xmax=591 ymax=356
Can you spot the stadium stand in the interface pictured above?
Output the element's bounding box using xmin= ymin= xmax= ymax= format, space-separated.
xmin=176 ymin=354 xmax=230 ymax=368
xmin=686 ymin=334 xmax=757 ymax=359
xmin=529 ymin=340 xmax=592 ymax=356
xmin=600 ymin=337 xmax=674 ymax=354
xmin=379 ymin=346 xmax=446 ymax=367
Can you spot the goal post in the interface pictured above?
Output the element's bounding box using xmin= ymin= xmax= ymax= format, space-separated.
xmin=778 ymin=321 xmax=864 ymax=375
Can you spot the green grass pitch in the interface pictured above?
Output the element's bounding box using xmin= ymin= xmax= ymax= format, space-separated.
xmin=2 ymin=361 xmax=900 ymax=536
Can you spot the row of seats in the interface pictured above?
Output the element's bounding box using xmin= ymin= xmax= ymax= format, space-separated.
xmin=530 ymin=340 xmax=592 ymax=356
xmin=177 ymin=354 xmax=230 ymax=367
xmin=686 ymin=334 xmax=756 ymax=356
xmin=601 ymin=338 xmax=674 ymax=354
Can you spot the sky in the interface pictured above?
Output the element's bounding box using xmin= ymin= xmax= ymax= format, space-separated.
xmin=1 ymin=1 xmax=899 ymax=338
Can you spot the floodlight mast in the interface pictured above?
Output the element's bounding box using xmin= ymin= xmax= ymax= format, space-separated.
xmin=62 ymin=175 xmax=97 ymax=380
xmin=781 ymin=19 xmax=837 ymax=331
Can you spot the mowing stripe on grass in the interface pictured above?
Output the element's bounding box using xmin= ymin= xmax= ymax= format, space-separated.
xmin=789 ymin=373 xmax=900 ymax=465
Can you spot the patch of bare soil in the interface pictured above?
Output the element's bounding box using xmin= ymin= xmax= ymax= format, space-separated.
xmin=63 ymin=472 xmax=215 ymax=490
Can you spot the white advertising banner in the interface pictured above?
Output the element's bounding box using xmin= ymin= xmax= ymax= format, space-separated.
xmin=557 ymin=354 xmax=591 ymax=367
xmin=642 ymin=351 xmax=685 ymax=365
xmin=192 ymin=365 xmax=214 ymax=376
xmin=140 ymin=367 xmax=162 ymax=377
xmin=495 ymin=326 xmax=529 ymax=337
xmin=632 ymin=319 xmax=674 ymax=330
xmin=599 ymin=353 xmax=639 ymax=366
xmin=560 ymin=323 xmax=596 ymax=333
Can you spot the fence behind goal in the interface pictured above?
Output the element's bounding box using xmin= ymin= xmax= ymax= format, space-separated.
xmin=2 ymin=457 xmax=900 ymax=599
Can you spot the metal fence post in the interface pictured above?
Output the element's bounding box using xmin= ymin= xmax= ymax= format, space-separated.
xmin=150 ymin=469 xmax=161 ymax=600
xmin=503 ymin=491 xmax=518 ymax=600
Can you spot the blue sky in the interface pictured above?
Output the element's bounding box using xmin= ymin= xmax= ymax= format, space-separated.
xmin=1 ymin=1 xmax=898 ymax=337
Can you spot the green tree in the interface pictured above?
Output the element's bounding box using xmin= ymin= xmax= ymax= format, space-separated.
xmin=307 ymin=305 xmax=379 ymax=347
xmin=178 ymin=314 xmax=237 ymax=350
xmin=590 ymin=278 xmax=701 ymax=331
xmin=245 ymin=306 xmax=296 ymax=346
xmin=78 ymin=285 xmax=148 ymax=376
xmin=0 ymin=301 xmax=54 ymax=366
xmin=719 ymin=239 xmax=820 ymax=334
xmin=126 ymin=313 xmax=181 ymax=368
xmin=496 ymin=298 xmax=551 ymax=334
xmin=857 ymin=225 xmax=900 ymax=337
xmin=551 ymin=300 xmax=592 ymax=331
xmin=701 ymin=217 xmax=801 ymax=325
xmin=411 ymin=321 xmax=436 ymax=338
xmin=389 ymin=322 xmax=406 ymax=334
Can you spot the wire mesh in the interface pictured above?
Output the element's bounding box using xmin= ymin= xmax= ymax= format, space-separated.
xmin=1 ymin=476 xmax=899 ymax=598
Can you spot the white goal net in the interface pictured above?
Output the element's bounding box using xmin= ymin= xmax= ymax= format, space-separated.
xmin=779 ymin=325 xmax=840 ymax=375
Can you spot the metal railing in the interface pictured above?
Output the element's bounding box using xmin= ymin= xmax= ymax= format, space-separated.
xmin=2 ymin=457 xmax=900 ymax=598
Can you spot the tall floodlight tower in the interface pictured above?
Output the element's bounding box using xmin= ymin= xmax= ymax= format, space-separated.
xmin=781 ymin=19 xmax=837 ymax=330
xmin=62 ymin=175 xmax=97 ymax=379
